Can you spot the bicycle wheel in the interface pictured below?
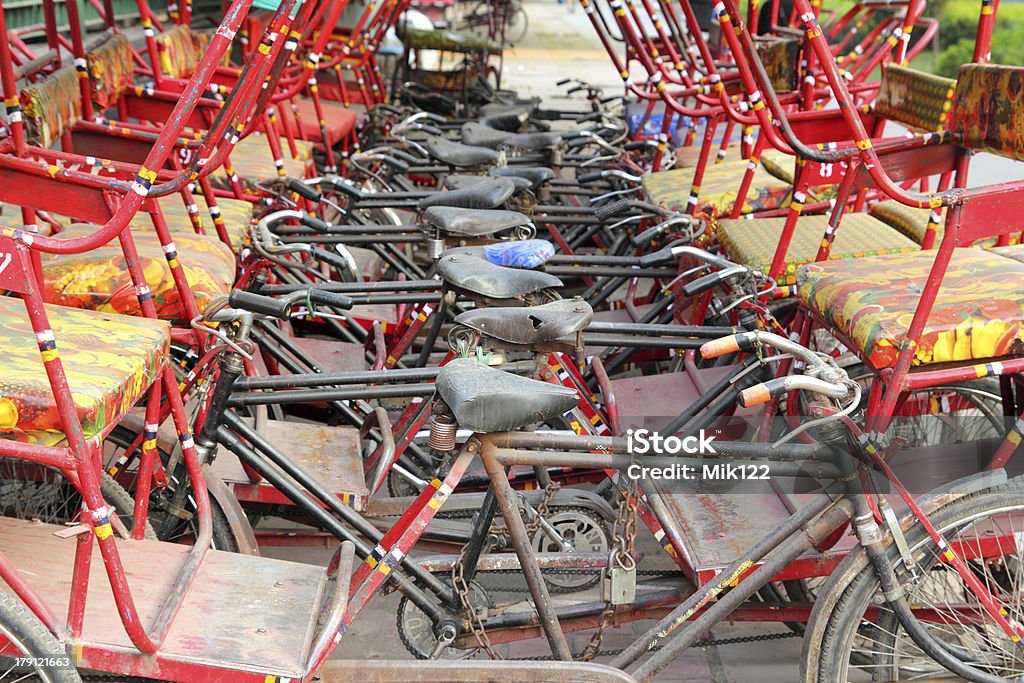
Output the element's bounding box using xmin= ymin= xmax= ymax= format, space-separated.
xmin=504 ymin=6 xmax=528 ymax=44
xmin=848 ymin=366 xmax=1005 ymax=448
xmin=0 ymin=589 xmax=81 ymax=683
xmin=812 ymin=476 xmax=1024 ymax=681
xmin=0 ymin=464 xmax=154 ymax=539
xmin=104 ymin=426 xmax=238 ymax=551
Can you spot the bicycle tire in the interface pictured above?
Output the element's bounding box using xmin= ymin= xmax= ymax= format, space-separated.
xmin=811 ymin=476 xmax=1024 ymax=681
xmin=0 ymin=589 xmax=81 ymax=683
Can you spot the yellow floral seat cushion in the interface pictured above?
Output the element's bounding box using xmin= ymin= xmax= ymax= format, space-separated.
xmin=131 ymin=194 xmax=253 ymax=250
xmin=40 ymin=225 xmax=235 ymax=323
xmin=869 ymin=200 xmax=945 ymax=244
xmin=718 ymin=213 xmax=917 ymax=286
xmin=0 ymin=298 xmax=168 ymax=445
xmin=759 ymin=149 xmax=796 ymax=184
xmin=642 ymin=158 xmax=792 ymax=218
xmin=673 ymin=147 xmax=795 ymax=186
xmin=211 ymin=134 xmax=314 ymax=190
xmin=798 ymin=248 xmax=1024 ymax=370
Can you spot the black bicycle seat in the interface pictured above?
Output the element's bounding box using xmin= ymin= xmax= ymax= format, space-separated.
xmin=501 ymin=131 xmax=565 ymax=151
xmin=478 ymin=105 xmax=534 ymax=130
xmin=426 ymin=136 xmax=499 ymax=167
xmin=423 ymin=206 xmax=530 ymax=237
xmin=454 ymin=299 xmax=594 ymax=345
xmin=417 ymin=178 xmax=517 ymax=211
xmin=445 ymin=174 xmax=532 ymax=193
xmin=488 ymin=166 xmax=555 ymax=189
xmin=436 ymin=252 xmax=562 ymax=298
xmin=460 ymin=121 xmax=515 ymax=149
xmin=435 ymin=358 xmax=578 ymax=432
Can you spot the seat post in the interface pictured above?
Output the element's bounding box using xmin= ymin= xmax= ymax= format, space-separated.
xmin=479 ymin=437 xmax=573 ymax=661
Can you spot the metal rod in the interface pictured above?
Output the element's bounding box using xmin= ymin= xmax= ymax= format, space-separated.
xmin=480 ymin=441 xmax=572 ymax=660
xmin=228 ymin=383 xmax=437 ymax=406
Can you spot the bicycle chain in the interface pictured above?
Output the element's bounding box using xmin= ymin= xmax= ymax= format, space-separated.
xmin=488 ymin=481 xmax=560 ymax=538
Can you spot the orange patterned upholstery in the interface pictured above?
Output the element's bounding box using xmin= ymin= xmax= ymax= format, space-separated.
xmin=131 ymin=194 xmax=253 ymax=249
xmin=86 ymin=33 xmax=135 ymax=111
xmin=40 ymin=225 xmax=235 ymax=322
xmin=799 ymin=248 xmax=1024 ymax=369
xmin=20 ymin=67 xmax=82 ymax=148
xmin=951 ymin=63 xmax=1024 ymax=160
xmin=0 ymin=298 xmax=168 ymax=445
xmin=155 ymin=25 xmax=200 ymax=79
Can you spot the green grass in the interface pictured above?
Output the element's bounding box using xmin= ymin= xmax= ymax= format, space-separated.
xmin=921 ymin=0 xmax=1024 ymax=77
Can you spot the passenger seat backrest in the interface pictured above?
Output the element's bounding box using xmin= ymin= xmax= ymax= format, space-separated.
xmin=86 ymin=33 xmax=135 ymax=111
xmin=20 ymin=67 xmax=83 ymax=148
xmin=950 ymin=63 xmax=1024 ymax=161
xmin=754 ymin=36 xmax=801 ymax=93
xmin=874 ymin=64 xmax=957 ymax=133
xmin=155 ymin=25 xmax=199 ymax=78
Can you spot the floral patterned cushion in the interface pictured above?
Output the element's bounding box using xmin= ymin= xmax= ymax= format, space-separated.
xmin=642 ymin=158 xmax=792 ymax=217
xmin=87 ymin=33 xmax=135 ymax=111
xmin=40 ymin=225 xmax=235 ymax=322
xmin=210 ymin=134 xmax=314 ymax=190
xmin=0 ymin=298 xmax=168 ymax=445
xmin=759 ymin=149 xmax=796 ymax=184
xmin=155 ymin=25 xmax=199 ymax=79
xmin=950 ymin=64 xmax=1024 ymax=160
xmin=131 ymin=194 xmax=253 ymax=250
xmin=20 ymin=67 xmax=82 ymax=148
xmin=798 ymin=248 xmax=1024 ymax=369
xmin=719 ymin=213 xmax=917 ymax=286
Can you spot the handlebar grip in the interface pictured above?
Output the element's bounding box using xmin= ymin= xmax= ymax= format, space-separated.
xmin=421 ymin=124 xmax=443 ymax=136
xmin=331 ymin=178 xmax=365 ymax=201
xmin=594 ymin=198 xmax=632 ymax=222
xmin=299 ymin=214 xmax=330 ymax=233
xmin=308 ymin=289 xmax=354 ymax=310
xmin=700 ymin=333 xmax=752 ymax=360
xmin=739 ymin=383 xmax=773 ymax=408
xmin=391 ymin=149 xmax=419 ymax=165
xmin=381 ymin=156 xmax=410 ymax=173
xmin=638 ymin=249 xmax=673 ymax=268
xmin=228 ymin=290 xmax=290 ymax=319
xmin=600 ymin=94 xmax=622 ymax=104
xmin=557 ymin=78 xmax=572 ymax=85
xmin=285 ymin=178 xmax=322 ymax=203
xmin=632 ymin=225 xmax=664 ymax=246
xmin=577 ymin=170 xmax=606 ymax=184
xmin=311 ymin=247 xmax=353 ymax=273
xmin=624 ymin=140 xmax=654 ymax=151
xmin=681 ymin=266 xmax=747 ymax=297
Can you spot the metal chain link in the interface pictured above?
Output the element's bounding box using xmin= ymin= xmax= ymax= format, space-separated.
xmin=451 ymin=545 xmax=502 ymax=661
xmin=580 ymin=464 xmax=640 ymax=661
xmin=488 ymin=481 xmax=561 ymax=538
